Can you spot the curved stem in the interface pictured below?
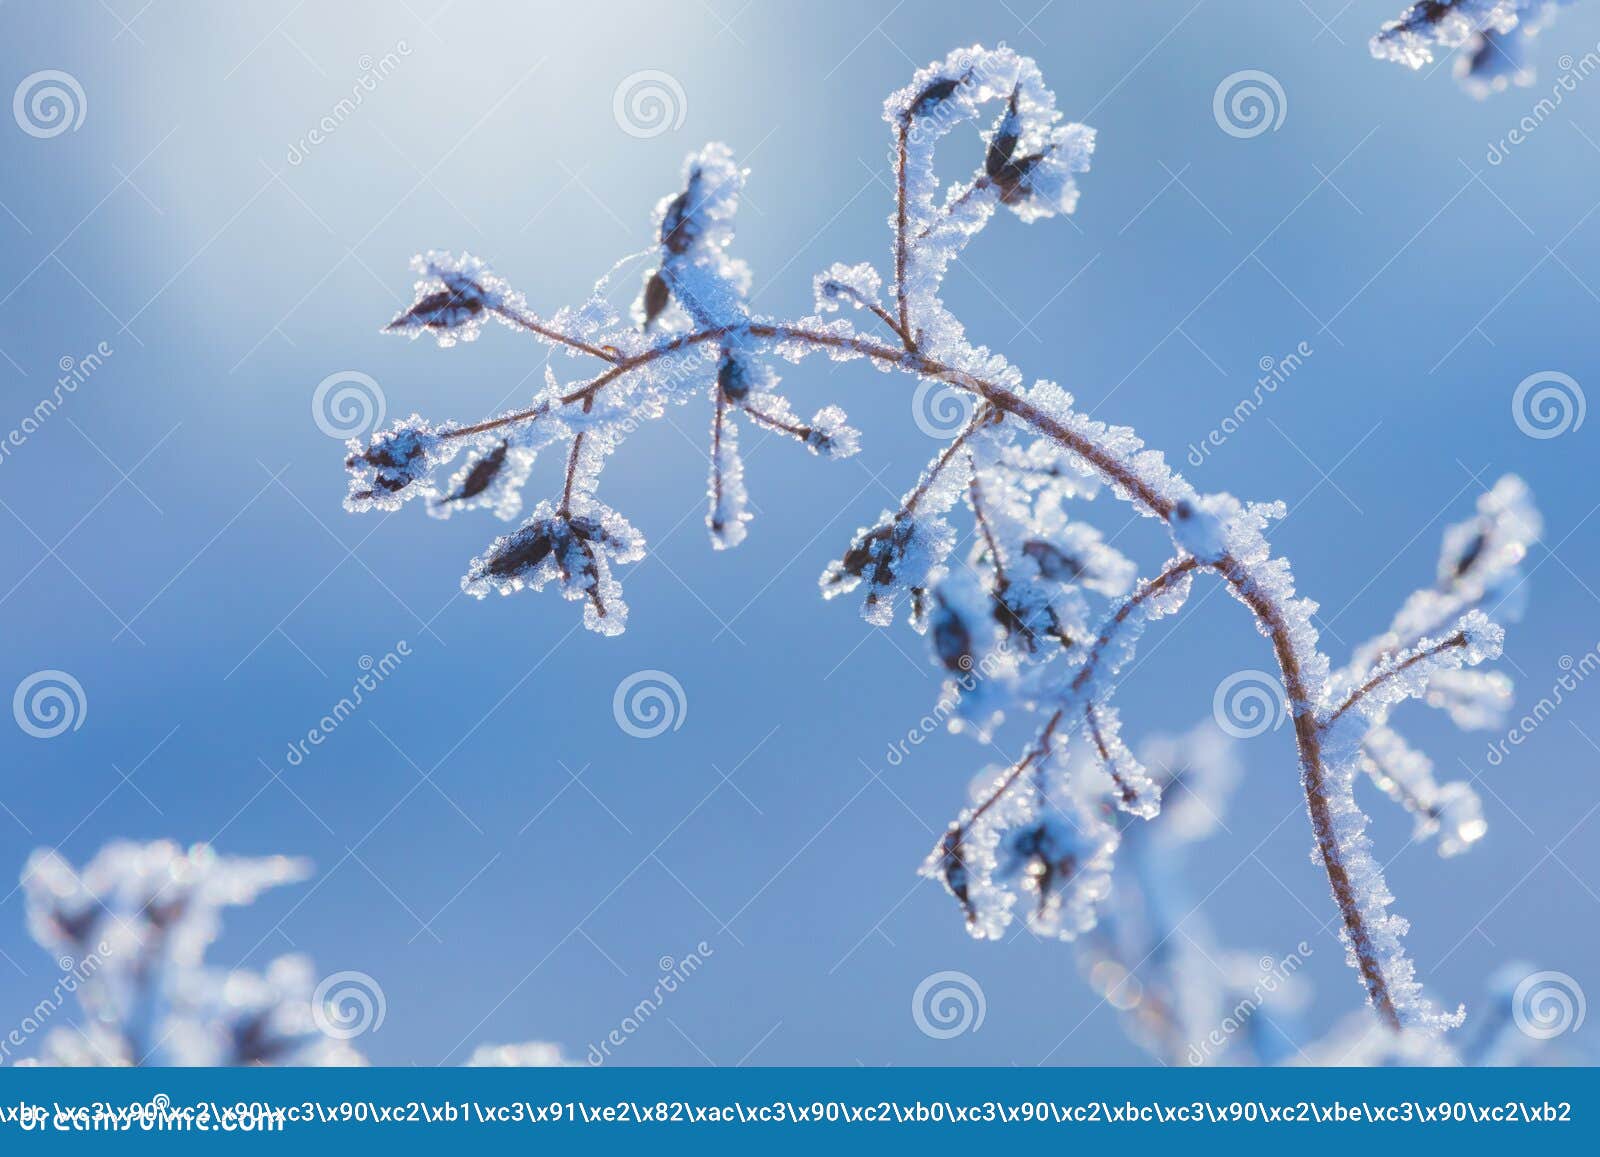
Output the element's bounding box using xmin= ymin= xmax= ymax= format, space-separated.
xmin=1213 ymin=553 xmax=1400 ymax=1028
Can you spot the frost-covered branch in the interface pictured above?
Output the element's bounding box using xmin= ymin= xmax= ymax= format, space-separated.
xmin=337 ymin=45 xmax=1541 ymax=1042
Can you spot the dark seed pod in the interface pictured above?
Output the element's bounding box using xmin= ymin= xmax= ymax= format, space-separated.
xmin=50 ymin=905 xmax=102 ymax=947
xmin=910 ymin=76 xmax=961 ymax=117
xmin=661 ymin=169 xmax=703 ymax=255
xmin=717 ymin=350 xmax=750 ymax=401
xmin=1023 ymin=540 xmax=1085 ymax=582
xmin=485 ymin=530 xmax=553 ymax=577
xmin=991 ymin=592 xmax=1036 ymax=651
xmin=442 ymin=441 xmax=509 ymax=504
xmin=1448 ymin=530 xmax=1488 ymax=582
xmin=835 ymin=542 xmax=875 ymax=581
xmin=348 ymin=431 xmax=428 ymax=495
xmin=935 ymin=826 xmax=975 ymax=925
xmin=994 ymin=152 xmax=1045 ymax=203
xmin=386 ymin=286 xmax=484 ymax=330
xmin=931 ymin=595 xmax=975 ymax=672
xmin=985 ymin=87 xmax=1021 ymax=179
xmin=640 ymin=270 xmax=671 ymax=330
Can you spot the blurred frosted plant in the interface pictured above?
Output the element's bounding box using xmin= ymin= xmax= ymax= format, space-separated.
xmin=466 ymin=1041 xmax=570 ymax=1067
xmin=339 ymin=46 xmax=1540 ymax=1043
xmin=1371 ymin=0 xmax=1577 ymax=95
xmin=14 ymin=841 xmax=564 ymax=1067
xmin=1068 ymin=724 xmax=1311 ymax=1066
xmin=1082 ymin=727 xmax=1577 ymax=1068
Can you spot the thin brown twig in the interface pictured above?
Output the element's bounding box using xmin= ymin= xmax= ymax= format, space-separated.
xmin=827 ymin=282 xmax=908 ymax=344
xmin=492 ymin=304 xmax=620 ymax=363
xmin=1324 ymin=631 xmax=1470 ymax=729
xmin=559 ymin=431 xmax=585 ymax=515
xmin=739 ymin=399 xmax=809 ymax=440
xmin=966 ymin=460 xmax=1009 ymax=588
xmin=894 ymin=120 xmax=915 ymax=351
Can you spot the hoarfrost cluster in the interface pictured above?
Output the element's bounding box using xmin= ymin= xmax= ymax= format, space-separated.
xmin=339 ymin=46 xmax=1543 ymax=1054
xmin=1370 ymin=0 xmax=1580 ymax=96
xmin=9 ymin=841 xmax=565 ymax=1067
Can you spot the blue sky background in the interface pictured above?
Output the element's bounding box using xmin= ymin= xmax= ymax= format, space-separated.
xmin=0 ymin=1 xmax=1596 ymax=1065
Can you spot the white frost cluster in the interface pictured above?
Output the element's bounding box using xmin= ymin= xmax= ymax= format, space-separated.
xmin=16 ymin=841 xmax=570 ymax=1068
xmin=1371 ymin=0 xmax=1572 ymax=95
xmin=461 ymin=433 xmax=645 ymax=636
xmin=1319 ymin=475 xmax=1535 ymax=865
xmin=1073 ymin=725 xmax=1314 ymax=1065
xmin=19 ymin=841 xmax=361 ymax=1066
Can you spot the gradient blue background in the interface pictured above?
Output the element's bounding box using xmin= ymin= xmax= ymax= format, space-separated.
xmin=0 ymin=1 xmax=1596 ymax=1065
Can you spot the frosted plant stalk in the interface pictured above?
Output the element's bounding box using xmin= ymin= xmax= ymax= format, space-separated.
xmin=339 ymin=46 xmax=1540 ymax=1037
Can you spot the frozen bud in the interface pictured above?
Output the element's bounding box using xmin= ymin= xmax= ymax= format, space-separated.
xmin=829 ymin=522 xmax=904 ymax=588
xmin=989 ymin=582 xmax=1075 ymax=654
xmin=1169 ymin=497 xmax=1228 ymax=563
xmin=998 ymin=123 xmax=1096 ymax=223
xmin=993 ymin=810 xmax=1115 ymax=938
xmin=660 ymin=172 xmax=702 ymax=255
xmin=1445 ymin=529 xmax=1488 ymax=582
xmin=993 ymin=151 xmax=1046 ymax=204
xmin=1021 ymin=518 xmax=1135 ymax=599
xmin=21 ymin=850 xmax=104 ymax=951
xmin=929 ymin=591 xmax=976 ymax=672
xmin=443 ymin=441 xmax=506 ymax=504
xmin=803 ymin=405 xmax=861 ymax=460
xmin=639 ymin=270 xmax=671 ymax=331
xmin=716 ymin=349 xmax=750 ymax=400
xmin=386 ymin=253 xmax=508 ymax=346
xmin=429 ymin=438 xmax=536 ymax=523
xmin=909 ymin=75 xmax=963 ymax=117
xmin=1436 ymin=475 xmax=1539 ymax=595
xmin=343 ymin=417 xmax=457 ymax=512
xmin=984 ymin=86 xmax=1021 ymax=179
xmin=462 ymin=500 xmax=645 ymax=636
xmin=1457 ymin=26 xmax=1531 ymax=96
xmin=821 ymin=513 xmax=955 ymax=628
xmin=927 ymin=826 xmax=976 ymax=927
xmin=1023 ymin=540 xmax=1084 ymax=582
xmin=387 ymin=282 xmax=483 ymax=333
